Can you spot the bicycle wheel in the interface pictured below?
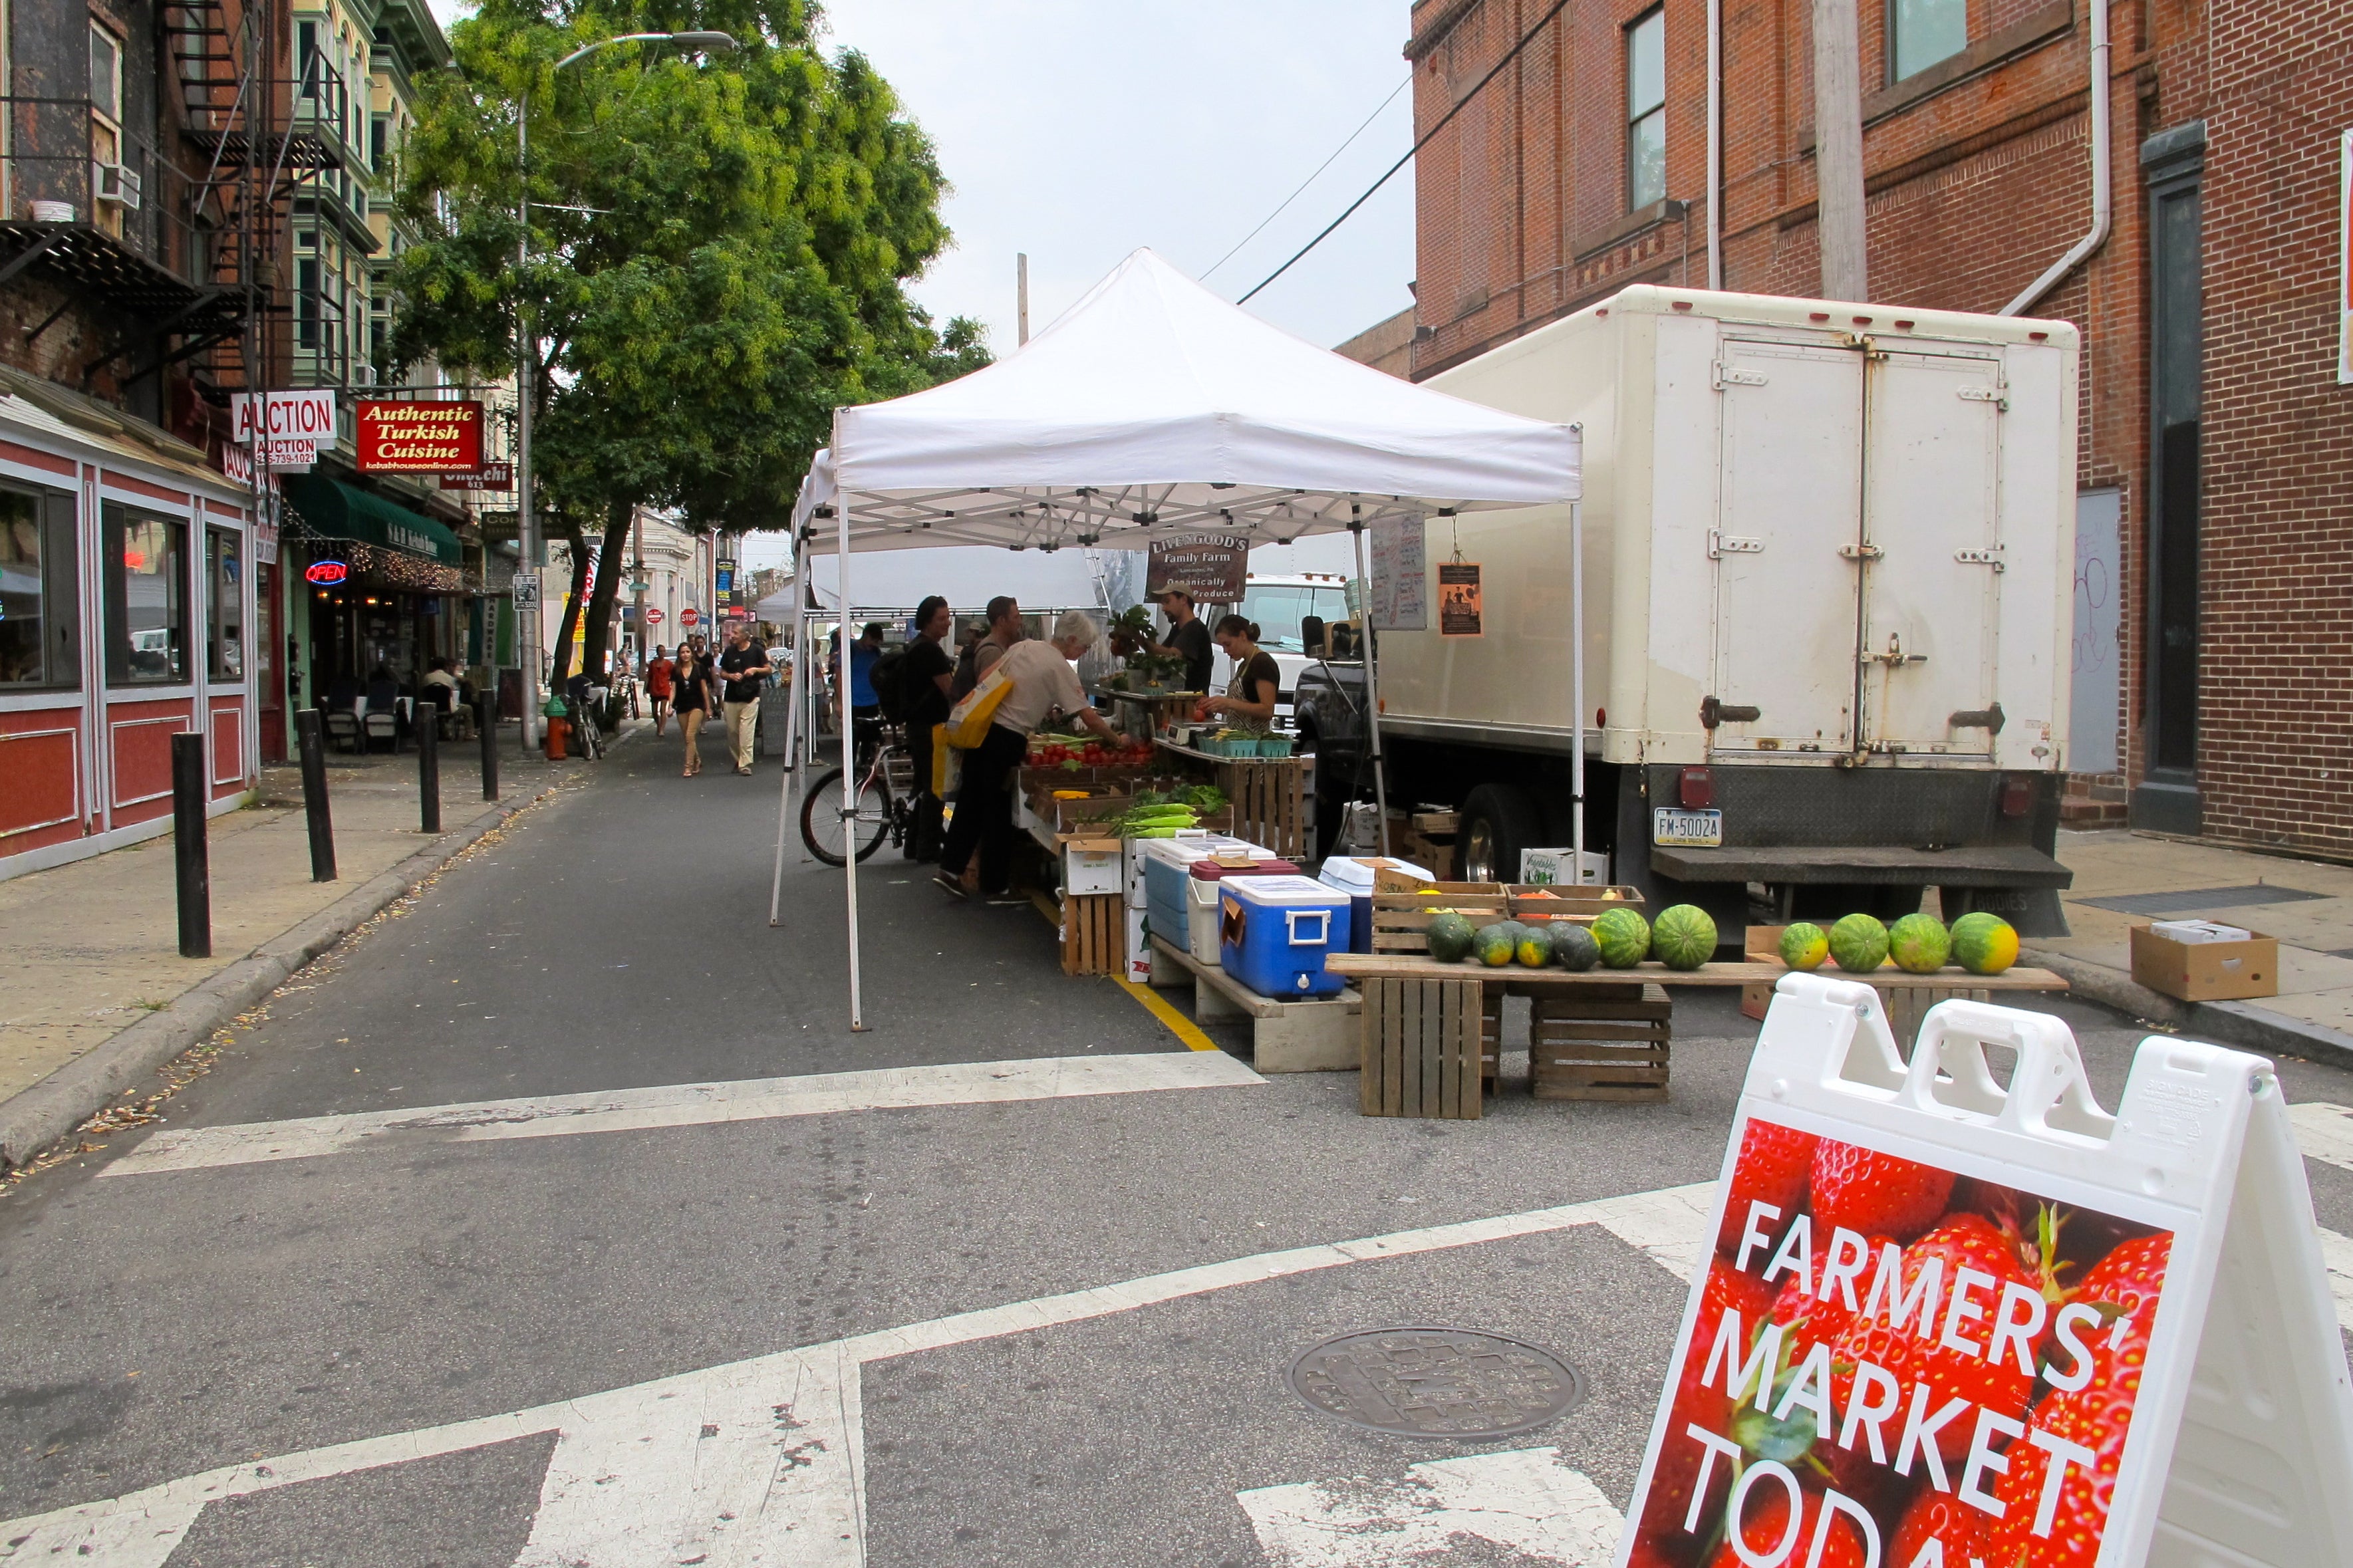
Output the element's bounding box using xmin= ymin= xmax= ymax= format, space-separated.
xmin=801 ymin=767 xmax=891 ymax=866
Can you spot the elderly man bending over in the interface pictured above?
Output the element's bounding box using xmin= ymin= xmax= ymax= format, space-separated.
xmin=935 ymin=610 xmax=1119 ymax=901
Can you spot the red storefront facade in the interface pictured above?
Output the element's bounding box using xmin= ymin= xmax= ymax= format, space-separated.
xmin=0 ymin=394 xmax=257 ymax=880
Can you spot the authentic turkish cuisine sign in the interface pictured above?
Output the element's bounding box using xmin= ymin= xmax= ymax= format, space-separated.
xmin=1625 ymin=1118 xmax=2172 ymax=1568
xmin=354 ymin=400 xmax=484 ymax=474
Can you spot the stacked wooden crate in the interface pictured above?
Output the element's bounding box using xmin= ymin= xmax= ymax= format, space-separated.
xmin=1060 ymin=893 xmax=1124 ymax=976
xmin=1528 ymin=983 xmax=1671 ymax=1102
xmin=1359 ymin=974 xmax=1484 ymax=1118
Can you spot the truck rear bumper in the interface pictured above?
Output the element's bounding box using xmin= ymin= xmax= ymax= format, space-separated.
xmin=1649 ymin=844 xmax=2070 ymax=888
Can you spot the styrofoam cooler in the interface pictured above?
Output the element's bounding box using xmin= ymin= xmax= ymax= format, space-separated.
xmin=1143 ymin=837 xmax=1281 ymax=942
xmin=1316 ymin=855 xmax=1433 ymax=953
xmin=1218 ymin=875 xmax=1352 ymax=997
xmin=1184 ymin=858 xmax=1302 ymax=964
xmin=1128 ymin=833 xmax=1211 ymax=910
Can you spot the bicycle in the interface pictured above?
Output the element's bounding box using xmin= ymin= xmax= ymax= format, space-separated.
xmin=563 ymin=677 xmax=608 ymax=761
xmin=800 ymin=722 xmax=918 ymax=865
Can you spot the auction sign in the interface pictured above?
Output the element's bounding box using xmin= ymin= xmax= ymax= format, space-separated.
xmin=1146 ymin=531 xmax=1248 ymax=602
xmin=1621 ymin=976 xmax=2353 ymax=1568
xmin=354 ymin=400 xmax=484 ymax=473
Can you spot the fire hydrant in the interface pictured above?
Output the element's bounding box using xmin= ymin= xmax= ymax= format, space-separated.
xmin=542 ymin=696 xmax=570 ymax=761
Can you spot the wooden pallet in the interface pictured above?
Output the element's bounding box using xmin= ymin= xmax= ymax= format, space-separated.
xmin=1061 ymin=892 xmax=1124 ymax=976
xmin=1224 ymin=757 xmax=1310 ymax=859
xmin=1528 ymin=984 xmax=1671 ymax=1102
xmin=1367 ymin=872 xmax=1645 ymax=954
xmin=1359 ymin=974 xmax=1484 ymax=1118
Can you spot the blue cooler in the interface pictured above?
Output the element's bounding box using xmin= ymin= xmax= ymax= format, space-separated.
xmin=1218 ymin=875 xmax=1353 ymax=997
xmin=1316 ymin=856 xmax=1433 ymax=953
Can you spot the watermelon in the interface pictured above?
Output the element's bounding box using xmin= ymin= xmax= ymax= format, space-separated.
xmin=1829 ymin=912 xmax=1889 ymax=973
xmin=1591 ymin=906 xmax=1651 ymax=970
xmin=1778 ymin=922 xmax=1830 ymax=970
xmin=1514 ymin=926 xmax=1552 ymax=968
xmin=1474 ymin=924 xmax=1517 ymax=968
xmin=1888 ymin=912 xmax=1951 ymax=974
xmin=1651 ymin=904 xmax=1717 ymax=970
xmin=1950 ymin=911 xmax=2020 ymax=976
xmin=1550 ymin=924 xmax=1600 ymax=971
xmin=1426 ymin=912 xmax=1477 ymax=964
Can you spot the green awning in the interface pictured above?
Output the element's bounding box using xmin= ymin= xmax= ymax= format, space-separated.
xmin=281 ymin=475 xmax=464 ymax=565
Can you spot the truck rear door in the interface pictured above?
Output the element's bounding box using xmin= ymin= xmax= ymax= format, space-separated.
xmin=1709 ymin=336 xmax=1864 ymax=754
xmin=1858 ymin=346 xmax=2005 ymax=756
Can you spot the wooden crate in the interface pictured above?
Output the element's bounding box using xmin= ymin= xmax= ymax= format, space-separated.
xmin=1359 ymin=975 xmax=1484 ymax=1118
xmin=1369 ymin=878 xmax=1514 ymax=954
xmin=1061 ymin=892 xmax=1124 ymax=976
xmin=1222 ymin=757 xmax=1311 ymax=859
xmin=1528 ymin=984 xmax=1671 ymax=1103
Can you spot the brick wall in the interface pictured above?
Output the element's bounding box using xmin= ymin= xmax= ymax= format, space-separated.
xmin=1403 ymin=0 xmax=2353 ymax=856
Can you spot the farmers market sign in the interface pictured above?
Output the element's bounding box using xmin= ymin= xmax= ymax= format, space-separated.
xmin=1147 ymin=532 xmax=1248 ymax=602
xmin=1623 ymin=975 xmax=2353 ymax=1568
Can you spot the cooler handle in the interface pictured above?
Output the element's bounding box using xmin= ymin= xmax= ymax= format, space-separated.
xmin=1285 ymin=908 xmax=1329 ymax=946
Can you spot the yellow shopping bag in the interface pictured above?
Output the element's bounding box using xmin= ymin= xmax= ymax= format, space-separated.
xmin=943 ymin=664 xmax=1013 ymax=748
xmin=932 ymin=723 xmax=956 ymax=795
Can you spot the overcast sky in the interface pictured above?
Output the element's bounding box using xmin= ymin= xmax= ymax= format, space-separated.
xmin=424 ymin=2 xmax=1419 ymax=354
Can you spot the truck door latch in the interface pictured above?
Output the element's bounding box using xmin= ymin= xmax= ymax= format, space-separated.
xmin=1863 ymin=634 xmax=1927 ymax=667
xmin=1958 ymin=385 xmax=2010 ymax=410
xmin=1701 ymin=696 xmax=1762 ymax=729
xmin=1708 ymin=530 xmax=1764 ymax=559
xmin=1712 ymin=363 xmax=1768 ymax=389
xmin=1948 ymin=703 xmax=2007 ymax=733
xmin=1838 ymin=543 xmax=1884 ymax=562
xmin=1955 ymin=545 xmax=2006 ymax=571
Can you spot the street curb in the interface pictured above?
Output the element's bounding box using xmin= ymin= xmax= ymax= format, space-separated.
xmin=2022 ymin=944 xmax=2353 ymax=1075
xmin=0 ymin=784 xmax=557 ymax=1169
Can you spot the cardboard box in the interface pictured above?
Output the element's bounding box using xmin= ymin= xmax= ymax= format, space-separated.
xmin=2130 ymin=922 xmax=2278 ymax=1001
xmin=1063 ymin=839 xmax=1123 ymax=898
xmin=1522 ymin=847 xmax=1612 ymax=886
xmin=1741 ymin=925 xmax=1786 ymax=1020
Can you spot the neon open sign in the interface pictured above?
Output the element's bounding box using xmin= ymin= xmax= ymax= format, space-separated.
xmin=305 ymin=559 xmax=350 ymax=586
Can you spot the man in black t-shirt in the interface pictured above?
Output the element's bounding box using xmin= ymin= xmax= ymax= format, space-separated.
xmin=717 ymin=622 xmax=771 ymax=774
xmin=1152 ymin=590 xmax=1215 ymax=692
xmin=900 ymin=596 xmax=956 ymax=859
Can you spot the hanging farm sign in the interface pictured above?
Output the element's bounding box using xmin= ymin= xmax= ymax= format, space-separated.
xmin=354 ymin=400 xmax=485 ymax=474
xmin=1146 ymin=531 xmax=1249 ymax=602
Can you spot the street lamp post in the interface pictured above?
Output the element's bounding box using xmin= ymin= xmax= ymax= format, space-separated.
xmin=515 ymin=29 xmax=736 ymax=752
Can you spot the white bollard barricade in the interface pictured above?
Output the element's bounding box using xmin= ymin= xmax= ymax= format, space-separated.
xmin=1619 ymin=971 xmax=2353 ymax=1568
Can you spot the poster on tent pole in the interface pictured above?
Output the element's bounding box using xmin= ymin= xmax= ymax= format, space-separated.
xmin=1147 ymin=532 xmax=1249 ymax=602
xmin=1367 ymin=516 xmax=1427 ymax=630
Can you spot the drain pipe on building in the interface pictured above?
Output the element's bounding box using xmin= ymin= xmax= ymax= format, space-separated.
xmin=1707 ymin=0 xmax=1723 ymax=290
xmin=2002 ymin=0 xmax=2112 ymax=314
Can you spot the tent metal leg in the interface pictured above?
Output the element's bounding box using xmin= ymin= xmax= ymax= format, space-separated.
xmin=1350 ymin=516 xmax=1391 ymax=856
xmin=839 ymin=499 xmax=865 ymax=1031
xmin=1570 ymin=501 xmax=1586 ymax=876
xmin=770 ymin=534 xmax=811 ymax=925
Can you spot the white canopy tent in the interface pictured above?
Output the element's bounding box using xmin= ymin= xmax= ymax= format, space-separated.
xmin=773 ymin=248 xmax=1581 ymax=1028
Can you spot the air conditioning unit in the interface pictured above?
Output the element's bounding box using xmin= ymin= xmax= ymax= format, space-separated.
xmin=352 ymin=364 xmax=375 ymax=386
xmin=92 ymin=162 xmax=142 ymax=210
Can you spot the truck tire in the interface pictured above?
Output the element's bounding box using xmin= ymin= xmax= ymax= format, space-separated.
xmin=1460 ymin=783 xmax=1543 ymax=884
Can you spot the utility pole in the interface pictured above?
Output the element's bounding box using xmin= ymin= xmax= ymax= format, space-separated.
xmin=1810 ymin=0 xmax=1868 ymax=301
xmin=1017 ymin=253 xmax=1030 ymax=346
xmin=630 ymin=505 xmax=645 ymax=674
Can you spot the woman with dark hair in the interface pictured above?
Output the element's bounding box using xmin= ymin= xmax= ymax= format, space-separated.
xmin=901 ymin=595 xmax=956 ymax=860
xmin=1199 ymin=615 xmax=1280 ymax=735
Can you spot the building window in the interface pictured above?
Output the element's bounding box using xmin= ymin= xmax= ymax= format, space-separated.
xmin=207 ymin=527 xmax=244 ymax=681
xmin=0 ymin=487 xmax=78 ymax=688
xmin=1626 ymin=9 xmax=1667 ymax=211
xmin=297 ymin=257 xmax=321 ymax=348
xmin=1890 ymin=0 xmax=1968 ymax=82
xmin=371 ymin=114 xmax=388 ymax=172
xmin=104 ymin=509 xmax=187 ymax=686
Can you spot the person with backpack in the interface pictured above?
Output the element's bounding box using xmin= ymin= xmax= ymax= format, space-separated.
xmin=875 ymin=596 xmax=955 ymax=860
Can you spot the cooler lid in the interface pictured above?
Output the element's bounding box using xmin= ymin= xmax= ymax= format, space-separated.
xmin=1317 ymin=856 xmax=1433 ymax=894
xmin=1220 ymin=874 xmax=1347 ymax=907
xmin=1191 ymin=858 xmax=1302 ymax=880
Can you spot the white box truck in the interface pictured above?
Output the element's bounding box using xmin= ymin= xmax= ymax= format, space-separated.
xmin=1293 ymin=285 xmax=2077 ymax=943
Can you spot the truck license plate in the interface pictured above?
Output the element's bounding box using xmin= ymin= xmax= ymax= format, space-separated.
xmin=1653 ymin=807 xmax=1723 ymax=848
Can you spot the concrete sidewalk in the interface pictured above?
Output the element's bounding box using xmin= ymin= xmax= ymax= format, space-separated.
xmin=2027 ymin=828 xmax=2353 ymax=1069
xmin=0 ymin=725 xmax=627 ymax=1165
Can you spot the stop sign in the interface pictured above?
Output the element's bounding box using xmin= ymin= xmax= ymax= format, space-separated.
xmin=680 ymin=607 xmax=700 ymax=627
xmin=645 ymin=607 xmax=664 ymax=625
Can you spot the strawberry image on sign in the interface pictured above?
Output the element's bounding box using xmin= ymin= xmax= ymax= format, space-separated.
xmin=1624 ymin=1120 xmax=2175 ymax=1568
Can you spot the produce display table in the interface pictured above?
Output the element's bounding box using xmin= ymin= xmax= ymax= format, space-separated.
xmin=1149 ymin=936 xmax=1360 ymax=1073
xmin=1324 ymin=952 xmax=2066 ymax=995
xmin=1153 ymin=739 xmax=1312 ymax=859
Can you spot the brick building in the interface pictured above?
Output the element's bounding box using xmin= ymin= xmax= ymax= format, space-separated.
xmin=1387 ymin=0 xmax=2353 ymax=854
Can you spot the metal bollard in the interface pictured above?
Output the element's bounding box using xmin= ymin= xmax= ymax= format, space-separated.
xmin=170 ymin=731 xmax=211 ymax=958
xmin=294 ymin=708 xmax=336 ymax=882
xmin=478 ymin=694 xmax=499 ymax=800
xmin=418 ymin=710 xmax=442 ymax=833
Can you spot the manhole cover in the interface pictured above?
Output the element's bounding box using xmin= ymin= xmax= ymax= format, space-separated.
xmin=1285 ymin=1327 xmax=1584 ymax=1439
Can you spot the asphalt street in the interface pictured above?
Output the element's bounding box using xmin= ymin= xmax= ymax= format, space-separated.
xmin=2 ymin=728 xmax=2350 ymax=1566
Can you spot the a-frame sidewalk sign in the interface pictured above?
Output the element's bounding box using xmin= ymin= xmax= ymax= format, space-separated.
xmin=1620 ymin=972 xmax=2353 ymax=1568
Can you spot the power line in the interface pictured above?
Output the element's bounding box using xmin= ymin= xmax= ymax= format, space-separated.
xmin=1237 ymin=0 xmax=1572 ymax=306
xmin=1201 ymin=75 xmax=1411 ymax=284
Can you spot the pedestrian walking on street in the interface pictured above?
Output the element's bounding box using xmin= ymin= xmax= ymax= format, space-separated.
xmin=674 ymin=637 xmax=714 ymax=776
xmin=718 ymin=622 xmax=773 ymax=775
xmin=950 ymin=596 xmax=1023 ymax=702
xmin=848 ymin=621 xmax=885 ymax=765
xmin=899 ymin=596 xmax=956 ymax=860
xmin=646 ymin=645 xmax=675 ymax=736
xmin=936 ymin=610 xmax=1119 ymax=900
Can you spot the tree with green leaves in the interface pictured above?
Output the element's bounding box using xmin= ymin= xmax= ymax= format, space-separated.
xmin=389 ymin=0 xmax=988 ymax=684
